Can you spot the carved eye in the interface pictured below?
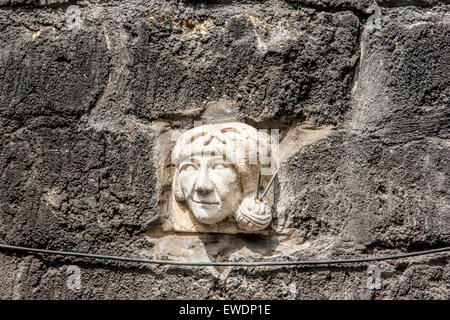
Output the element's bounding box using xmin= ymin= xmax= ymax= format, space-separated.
xmin=181 ymin=163 xmax=197 ymax=172
xmin=212 ymin=162 xmax=227 ymax=170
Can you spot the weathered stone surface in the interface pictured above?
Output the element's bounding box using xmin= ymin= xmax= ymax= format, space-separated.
xmin=0 ymin=124 xmax=158 ymax=248
xmin=0 ymin=252 xmax=448 ymax=299
xmin=286 ymin=0 xmax=449 ymax=12
xmin=377 ymin=0 xmax=449 ymax=7
xmin=345 ymin=6 xmax=450 ymax=245
xmin=0 ymin=0 xmax=83 ymax=6
xmin=285 ymin=0 xmax=373 ymax=12
xmin=129 ymin=7 xmax=360 ymax=125
xmin=0 ymin=0 xmax=448 ymax=300
xmin=0 ymin=29 xmax=110 ymax=120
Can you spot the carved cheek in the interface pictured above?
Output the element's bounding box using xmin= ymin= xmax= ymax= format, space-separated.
xmin=210 ymin=167 xmax=240 ymax=198
xmin=179 ymin=170 xmax=198 ymax=197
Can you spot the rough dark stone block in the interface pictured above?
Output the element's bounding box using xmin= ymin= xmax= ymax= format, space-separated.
xmin=0 ymin=124 xmax=158 ymax=250
xmin=129 ymin=9 xmax=360 ymax=125
xmin=0 ymin=28 xmax=110 ymax=120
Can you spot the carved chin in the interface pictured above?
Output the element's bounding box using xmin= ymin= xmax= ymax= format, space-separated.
xmin=188 ymin=201 xmax=229 ymax=224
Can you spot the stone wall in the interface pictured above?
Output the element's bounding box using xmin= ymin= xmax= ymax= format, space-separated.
xmin=0 ymin=0 xmax=448 ymax=299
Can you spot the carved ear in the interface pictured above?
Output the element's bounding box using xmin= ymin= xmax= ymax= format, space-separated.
xmin=172 ymin=168 xmax=185 ymax=201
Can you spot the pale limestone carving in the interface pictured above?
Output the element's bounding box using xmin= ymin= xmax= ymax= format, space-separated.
xmin=170 ymin=122 xmax=276 ymax=233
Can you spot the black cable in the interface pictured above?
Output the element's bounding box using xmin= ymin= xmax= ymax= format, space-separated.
xmin=0 ymin=244 xmax=448 ymax=267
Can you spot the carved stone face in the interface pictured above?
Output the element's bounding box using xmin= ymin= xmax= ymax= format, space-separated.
xmin=171 ymin=122 xmax=276 ymax=232
xmin=178 ymin=154 xmax=241 ymax=224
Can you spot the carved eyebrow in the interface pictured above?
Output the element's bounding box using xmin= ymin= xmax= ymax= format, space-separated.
xmin=179 ymin=157 xmax=200 ymax=166
xmin=207 ymin=156 xmax=229 ymax=166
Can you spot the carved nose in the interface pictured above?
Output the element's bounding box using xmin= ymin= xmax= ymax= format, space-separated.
xmin=195 ymin=167 xmax=213 ymax=193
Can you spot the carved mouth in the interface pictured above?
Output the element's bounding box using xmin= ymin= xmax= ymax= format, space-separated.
xmin=192 ymin=199 xmax=219 ymax=205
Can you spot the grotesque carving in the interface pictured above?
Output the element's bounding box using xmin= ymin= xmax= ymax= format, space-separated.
xmin=171 ymin=122 xmax=277 ymax=233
